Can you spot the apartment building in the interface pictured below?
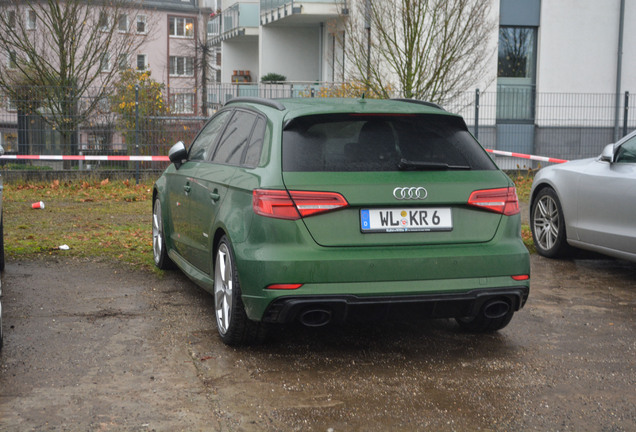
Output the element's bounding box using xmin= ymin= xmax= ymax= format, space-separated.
xmin=209 ymin=0 xmax=635 ymax=164
xmin=0 ymin=0 xmax=212 ymax=155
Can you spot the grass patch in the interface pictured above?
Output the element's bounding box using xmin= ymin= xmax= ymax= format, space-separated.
xmin=3 ymin=175 xmax=537 ymax=272
xmin=4 ymin=178 xmax=156 ymax=270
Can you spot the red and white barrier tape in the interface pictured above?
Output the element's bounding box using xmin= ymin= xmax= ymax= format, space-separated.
xmin=0 ymin=155 xmax=169 ymax=162
xmin=0 ymin=150 xmax=569 ymax=164
xmin=486 ymin=149 xmax=568 ymax=164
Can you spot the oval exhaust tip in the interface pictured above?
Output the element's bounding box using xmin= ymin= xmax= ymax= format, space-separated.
xmin=299 ymin=309 xmax=332 ymax=327
xmin=483 ymin=300 xmax=510 ymax=319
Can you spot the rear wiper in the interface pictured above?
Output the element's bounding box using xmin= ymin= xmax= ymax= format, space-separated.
xmin=397 ymin=158 xmax=470 ymax=171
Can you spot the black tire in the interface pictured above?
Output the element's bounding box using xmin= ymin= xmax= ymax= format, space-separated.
xmin=456 ymin=307 xmax=514 ymax=333
xmin=530 ymin=187 xmax=571 ymax=258
xmin=152 ymin=198 xmax=175 ymax=270
xmin=214 ymin=235 xmax=266 ymax=346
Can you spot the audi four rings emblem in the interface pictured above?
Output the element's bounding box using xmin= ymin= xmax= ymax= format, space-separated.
xmin=393 ymin=186 xmax=428 ymax=200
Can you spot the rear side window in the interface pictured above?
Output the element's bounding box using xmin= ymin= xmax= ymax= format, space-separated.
xmin=282 ymin=114 xmax=496 ymax=172
xmin=212 ymin=110 xmax=257 ymax=165
xmin=243 ymin=117 xmax=266 ymax=168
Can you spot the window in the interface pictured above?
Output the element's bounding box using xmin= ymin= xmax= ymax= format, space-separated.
xmin=118 ymin=13 xmax=128 ymax=32
xmin=498 ymin=27 xmax=536 ymax=79
xmin=169 ymin=56 xmax=194 ymax=77
xmin=188 ymin=111 xmax=231 ymax=161
xmin=212 ymin=111 xmax=257 ymax=166
xmin=7 ymin=50 xmax=17 ymax=69
xmin=616 ymin=137 xmax=636 ymax=164
xmin=6 ymin=11 xmax=15 ymax=29
xmin=100 ymin=52 xmax=111 ymax=72
xmin=136 ymin=15 xmax=147 ymax=34
xmin=169 ymin=16 xmax=194 ymax=38
xmin=136 ymin=54 xmax=147 ymax=71
xmin=118 ymin=53 xmax=128 ymax=70
xmin=244 ymin=117 xmax=266 ymax=168
xmin=282 ymin=114 xmax=496 ymax=172
xmin=27 ymin=9 xmax=36 ymax=30
xmin=170 ymin=93 xmax=194 ymax=114
xmin=496 ymin=26 xmax=537 ymax=121
xmin=98 ymin=11 xmax=110 ymax=31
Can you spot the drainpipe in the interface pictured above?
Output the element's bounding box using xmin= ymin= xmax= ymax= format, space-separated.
xmin=614 ymin=0 xmax=625 ymax=142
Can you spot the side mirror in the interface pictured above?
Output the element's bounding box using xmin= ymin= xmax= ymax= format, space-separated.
xmin=600 ymin=144 xmax=614 ymax=163
xmin=169 ymin=141 xmax=187 ymax=169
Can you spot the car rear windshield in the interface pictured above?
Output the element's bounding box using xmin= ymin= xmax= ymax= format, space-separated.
xmin=282 ymin=113 xmax=496 ymax=172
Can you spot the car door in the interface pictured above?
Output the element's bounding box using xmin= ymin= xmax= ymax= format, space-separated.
xmin=188 ymin=109 xmax=260 ymax=273
xmin=167 ymin=110 xmax=232 ymax=263
xmin=576 ymin=135 xmax=636 ymax=254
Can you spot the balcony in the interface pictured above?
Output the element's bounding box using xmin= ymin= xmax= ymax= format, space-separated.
xmin=260 ymin=0 xmax=348 ymax=26
xmin=208 ymin=2 xmax=260 ymax=45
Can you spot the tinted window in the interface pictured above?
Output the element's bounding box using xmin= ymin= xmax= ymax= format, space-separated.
xmin=212 ymin=110 xmax=257 ymax=165
xmin=616 ymin=136 xmax=636 ymax=163
xmin=243 ymin=117 xmax=266 ymax=168
xmin=282 ymin=114 xmax=496 ymax=172
xmin=189 ymin=111 xmax=230 ymax=161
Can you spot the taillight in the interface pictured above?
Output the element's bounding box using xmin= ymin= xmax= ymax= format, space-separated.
xmin=468 ymin=187 xmax=520 ymax=216
xmin=511 ymin=275 xmax=529 ymax=281
xmin=253 ymin=189 xmax=348 ymax=220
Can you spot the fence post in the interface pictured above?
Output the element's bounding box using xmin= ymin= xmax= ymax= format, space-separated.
xmin=474 ymin=88 xmax=480 ymax=140
xmin=623 ymin=91 xmax=629 ymax=138
xmin=135 ymin=84 xmax=140 ymax=185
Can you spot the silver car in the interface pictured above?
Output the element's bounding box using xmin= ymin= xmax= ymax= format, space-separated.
xmin=530 ymin=130 xmax=636 ymax=262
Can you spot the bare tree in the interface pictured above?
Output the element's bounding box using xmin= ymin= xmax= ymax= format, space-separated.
xmin=339 ymin=0 xmax=496 ymax=105
xmin=0 ymin=0 xmax=150 ymax=163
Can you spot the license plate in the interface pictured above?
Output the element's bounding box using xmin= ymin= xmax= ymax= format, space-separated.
xmin=360 ymin=208 xmax=452 ymax=233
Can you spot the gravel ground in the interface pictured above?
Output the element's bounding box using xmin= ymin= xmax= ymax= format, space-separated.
xmin=1 ymin=254 xmax=635 ymax=431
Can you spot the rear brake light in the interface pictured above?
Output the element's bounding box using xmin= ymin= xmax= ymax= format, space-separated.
xmin=253 ymin=189 xmax=348 ymax=220
xmin=512 ymin=275 xmax=529 ymax=281
xmin=467 ymin=187 xmax=520 ymax=216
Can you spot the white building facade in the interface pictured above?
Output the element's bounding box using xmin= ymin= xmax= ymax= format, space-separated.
xmin=208 ymin=0 xmax=635 ymax=163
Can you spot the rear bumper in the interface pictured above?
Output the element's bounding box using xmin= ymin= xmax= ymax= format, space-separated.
xmin=261 ymin=286 xmax=529 ymax=325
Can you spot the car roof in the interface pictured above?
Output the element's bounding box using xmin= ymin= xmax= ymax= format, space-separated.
xmin=224 ymin=97 xmax=454 ymax=120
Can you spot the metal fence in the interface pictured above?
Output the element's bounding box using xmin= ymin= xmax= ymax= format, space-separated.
xmin=1 ymin=83 xmax=634 ymax=180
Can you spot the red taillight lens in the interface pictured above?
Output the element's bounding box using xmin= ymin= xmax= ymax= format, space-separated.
xmin=253 ymin=189 xmax=349 ymax=220
xmin=512 ymin=275 xmax=529 ymax=281
xmin=467 ymin=187 xmax=520 ymax=216
xmin=266 ymin=283 xmax=303 ymax=290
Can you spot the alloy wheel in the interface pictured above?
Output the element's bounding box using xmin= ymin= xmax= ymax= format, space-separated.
xmin=152 ymin=199 xmax=163 ymax=265
xmin=214 ymin=242 xmax=233 ymax=335
xmin=533 ymin=195 xmax=560 ymax=251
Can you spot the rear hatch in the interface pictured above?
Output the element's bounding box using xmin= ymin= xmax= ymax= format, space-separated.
xmin=281 ymin=113 xmax=515 ymax=247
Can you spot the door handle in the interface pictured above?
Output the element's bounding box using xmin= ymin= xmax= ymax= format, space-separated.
xmin=210 ymin=191 xmax=220 ymax=202
xmin=184 ymin=184 xmax=191 ymax=194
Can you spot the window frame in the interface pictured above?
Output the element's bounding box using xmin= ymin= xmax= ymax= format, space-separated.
xmin=118 ymin=13 xmax=128 ymax=33
xmin=169 ymin=16 xmax=194 ymax=38
xmin=26 ymin=9 xmax=36 ymax=30
xmin=169 ymin=56 xmax=194 ymax=77
xmin=169 ymin=93 xmax=195 ymax=114
xmin=100 ymin=52 xmax=111 ymax=72
xmin=136 ymin=14 xmax=147 ymax=34
xmin=118 ymin=53 xmax=128 ymax=71
xmin=98 ymin=11 xmax=111 ymax=32
xmin=136 ymin=53 xmax=148 ymax=71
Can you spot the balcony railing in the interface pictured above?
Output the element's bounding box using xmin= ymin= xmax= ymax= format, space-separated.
xmin=261 ymin=0 xmax=343 ymax=12
xmin=208 ymin=3 xmax=260 ymax=43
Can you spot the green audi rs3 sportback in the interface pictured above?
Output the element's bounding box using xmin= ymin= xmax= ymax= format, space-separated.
xmin=153 ymin=97 xmax=530 ymax=345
